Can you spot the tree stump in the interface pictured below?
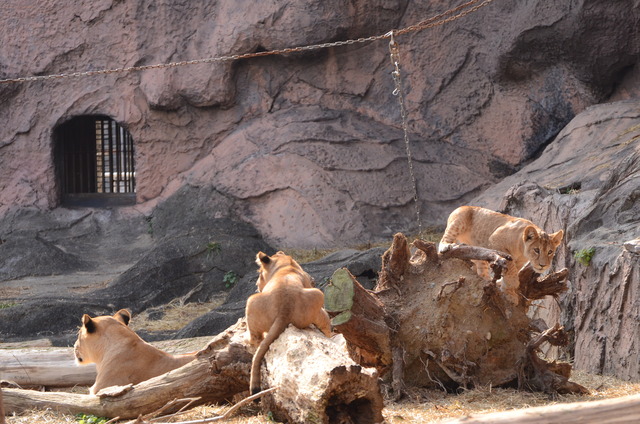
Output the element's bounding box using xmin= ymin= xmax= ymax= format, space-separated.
xmin=325 ymin=233 xmax=587 ymax=397
xmin=260 ymin=327 xmax=383 ymax=424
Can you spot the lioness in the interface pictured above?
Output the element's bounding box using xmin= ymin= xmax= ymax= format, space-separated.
xmin=74 ymin=309 xmax=196 ymax=395
xmin=246 ymin=251 xmax=332 ymax=395
xmin=439 ymin=206 xmax=564 ymax=301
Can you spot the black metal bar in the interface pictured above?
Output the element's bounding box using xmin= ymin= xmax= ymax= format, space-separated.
xmin=102 ymin=119 xmax=108 ymax=193
xmin=115 ymin=121 xmax=121 ymax=192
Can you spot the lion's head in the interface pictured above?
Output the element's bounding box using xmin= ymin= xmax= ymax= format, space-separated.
xmin=522 ymin=226 xmax=564 ymax=273
xmin=74 ymin=309 xmax=134 ymax=366
xmin=255 ymin=251 xmax=313 ymax=291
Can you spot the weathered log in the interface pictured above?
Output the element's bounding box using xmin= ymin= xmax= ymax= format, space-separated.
xmin=377 ymin=232 xmax=412 ymax=292
xmin=330 ymin=233 xmax=585 ymax=398
xmin=2 ymin=319 xmax=383 ymax=423
xmin=325 ymin=268 xmax=392 ymax=372
xmin=0 ymin=337 xmax=209 ymax=389
xmin=437 ymin=243 xmax=512 ymax=280
xmin=441 ymin=393 xmax=640 ymax=424
xmin=519 ymin=264 xmax=569 ymax=304
xmin=520 ymin=324 xmax=589 ymax=395
xmin=260 ymin=326 xmax=384 ymax=424
xmin=0 ymin=348 xmax=97 ymax=388
xmin=3 ymin=321 xmax=251 ymax=419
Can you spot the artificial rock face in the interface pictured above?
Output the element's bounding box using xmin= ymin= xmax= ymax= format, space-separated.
xmin=1 ymin=0 xmax=638 ymax=247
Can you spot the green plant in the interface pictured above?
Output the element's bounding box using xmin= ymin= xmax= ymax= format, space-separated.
xmin=76 ymin=413 xmax=109 ymax=424
xmin=0 ymin=302 xmax=15 ymax=309
xmin=206 ymin=241 xmax=222 ymax=259
xmin=574 ymin=247 xmax=595 ymax=266
xmin=145 ymin=216 xmax=154 ymax=236
xmin=223 ymin=270 xmax=239 ymax=288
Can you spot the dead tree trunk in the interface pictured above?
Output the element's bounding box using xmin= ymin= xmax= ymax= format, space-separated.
xmin=0 ymin=348 xmax=96 ymax=388
xmin=325 ymin=233 xmax=587 ymax=397
xmin=2 ymin=320 xmax=383 ymax=423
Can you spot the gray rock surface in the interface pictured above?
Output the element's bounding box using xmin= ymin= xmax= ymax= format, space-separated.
xmin=472 ymin=99 xmax=640 ymax=381
xmin=0 ymin=211 xmax=271 ymax=344
xmin=175 ymin=247 xmax=386 ymax=339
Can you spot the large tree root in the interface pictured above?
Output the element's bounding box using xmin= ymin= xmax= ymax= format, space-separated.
xmin=325 ymin=233 xmax=586 ymax=399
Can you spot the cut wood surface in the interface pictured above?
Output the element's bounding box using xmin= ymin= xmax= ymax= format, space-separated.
xmin=260 ymin=326 xmax=383 ymax=424
xmin=441 ymin=393 xmax=640 ymax=424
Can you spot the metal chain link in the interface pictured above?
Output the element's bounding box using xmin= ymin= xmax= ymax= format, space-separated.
xmin=389 ymin=32 xmax=423 ymax=235
xmin=0 ymin=0 xmax=495 ymax=85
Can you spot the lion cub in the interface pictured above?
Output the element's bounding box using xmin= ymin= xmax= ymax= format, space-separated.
xmin=439 ymin=206 xmax=564 ymax=301
xmin=74 ymin=309 xmax=196 ymax=395
xmin=246 ymin=251 xmax=332 ymax=395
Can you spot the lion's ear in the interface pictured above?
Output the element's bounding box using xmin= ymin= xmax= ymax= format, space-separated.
xmin=82 ymin=314 xmax=96 ymax=333
xmin=114 ymin=309 xmax=131 ymax=326
xmin=523 ymin=226 xmax=538 ymax=242
xmin=550 ymin=230 xmax=564 ymax=247
xmin=257 ymin=251 xmax=271 ymax=265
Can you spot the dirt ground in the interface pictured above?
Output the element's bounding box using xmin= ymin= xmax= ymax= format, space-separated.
xmin=4 ymin=369 xmax=640 ymax=423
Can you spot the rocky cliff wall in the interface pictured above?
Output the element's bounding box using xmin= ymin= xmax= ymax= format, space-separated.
xmin=0 ymin=0 xmax=638 ymax=248
xmin=473 ymin=100 xmax=640 ymax=381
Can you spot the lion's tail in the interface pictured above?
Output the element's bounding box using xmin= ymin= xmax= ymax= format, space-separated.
xmin=250 ymin=315 xmax=289 ymax=395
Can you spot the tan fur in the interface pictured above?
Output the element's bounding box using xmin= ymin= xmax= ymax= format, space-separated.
xmin=439 ymin=206 xmax=564 ymax=301
xmin=74 ymin=309 xmax=195 ymax=395
xmin=246 ymin=251 xmax=332 ymax=394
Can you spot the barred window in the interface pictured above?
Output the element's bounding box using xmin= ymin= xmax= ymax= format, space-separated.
xmin=54 ymin=115 xmax=136 ymax=206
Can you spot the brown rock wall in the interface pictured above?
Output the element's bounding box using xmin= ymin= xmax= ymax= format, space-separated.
xmin=0 ymin=0 xmax=638 ymax=247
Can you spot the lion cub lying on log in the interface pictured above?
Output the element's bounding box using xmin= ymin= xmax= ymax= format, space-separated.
xmin=74 ymin=309 xmax=196 ymax=395
xmin=246 ymin=251 xmax=332 ymax=395
xmin=439 ymin=206 xmax=564 ymax=302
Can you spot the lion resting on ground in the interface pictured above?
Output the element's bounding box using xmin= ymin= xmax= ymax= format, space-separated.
xmin=246 ymin=251 xmax=332 ymax=395
xmin=74 ymin=309 xmax=196 ymax=395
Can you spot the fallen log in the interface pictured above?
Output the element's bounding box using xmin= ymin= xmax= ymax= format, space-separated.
xmin=325 ymin=233 xmax=586 ymax=398
xmin=0 ymin=347 xmax=96 ymax=388
xmin=3 ymin=321 xmax=251 ymax=419
xmin=0 ymin=337 xmax=209 ymax=389
xmin=441 ymin=393 xmax=640 ymax=424
xmin=260 ymin=326 xmax=383 ymax=424
xmin=2 ymin=320 xmax=384 ymax=423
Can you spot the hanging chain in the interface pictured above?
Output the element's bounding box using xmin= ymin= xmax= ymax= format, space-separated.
xmin=389 ymin=32 xmax=423 ymax=235
xmin=0 ymin=0 xmax=496 ymax=85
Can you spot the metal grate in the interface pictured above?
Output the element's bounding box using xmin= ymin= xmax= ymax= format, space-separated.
xmin=54 ymin=116 xmax=135 ymax=205
xmin=94 ymin=118 xmax=135 ymax=194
